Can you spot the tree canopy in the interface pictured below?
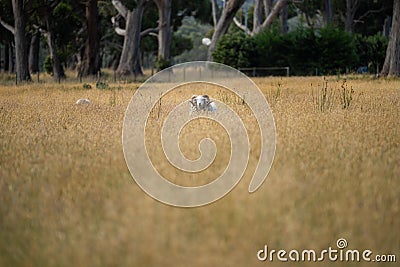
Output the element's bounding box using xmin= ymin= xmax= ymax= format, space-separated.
xmin=0 ymin=0 xmax=398 ymax=79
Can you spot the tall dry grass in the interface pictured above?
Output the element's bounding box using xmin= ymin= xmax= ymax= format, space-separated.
xmin=0 ymin=76 xmax=399 ymax=267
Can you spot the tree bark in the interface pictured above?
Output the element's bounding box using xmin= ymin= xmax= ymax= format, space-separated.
xmin=381 ymin=0 xmax=400 ymax=76
xmin=263 ymin=0 xmax=272 ymax=18
xmin=12 ymin=0 xmax=31 ymax=82
xmin=211 ymin=0 xmax=219 ymax=28
xmin=78 ymin=0 xmax=100 ymax=77
xmin=4 ymin=43 xmax=10 ymax=72
xmin=29 ymin=30 xmax=40 ymax=73
xmin=280 ymin=1 xmax=288 ymax=34
xmin=154 ymin=0 xmax=172 ymax=63
xmin=260 ymin=0 xmax=287 ymax=31
xmin=234 ymin=0 xmax=287 ymax=36
xmin=8 ymin=44 xmax=14 ymax=73
xmin=345 ymin=0 xmax=360 ymax=33
xmin=253 ymin=0 xmax=262 ymax=34
xmin=324 ymin=0 xmax=333 ymax=25
xmin=382 ymin=15 xmax=391 ymax=37
xmin=45 ymin=16 xmax=65 ymax=80
xmin=208 ymin=0 xmax=245 ymax=60
xmin=114 ymin=0 xmax=146 ymax=76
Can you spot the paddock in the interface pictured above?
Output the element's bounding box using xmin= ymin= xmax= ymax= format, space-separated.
xmin=0 ymin=76 xmax=399 ymax=267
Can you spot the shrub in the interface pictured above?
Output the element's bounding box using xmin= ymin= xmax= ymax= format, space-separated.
xmin=213 ymin=25 xmax=367 ymax=75
xmin=155 ymin=56 xmax=171 ymax=71
xmin=285 ymin=27 xmax=320 ymax=75
xmin=171 ymin=34 xmax=193 ymax=57
xmin=212 ymin=32 xmax=256 ymax=69
xmin=317 ymin=26 xmax=358 ymax=74
xmin=354 ymin=33 xmax=388 ymax=73
xmin=252 ymin=29 xmax=288 ymax=68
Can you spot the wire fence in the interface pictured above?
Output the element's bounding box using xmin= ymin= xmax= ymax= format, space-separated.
xmin=238 ymin=67 xmax=290 ymax=77
xmin=2 ymin=64 xmax=383 ymax=85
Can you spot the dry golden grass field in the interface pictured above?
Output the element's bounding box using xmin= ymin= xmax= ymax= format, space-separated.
xmin=0 ymin=74 xmax=399 ymax=267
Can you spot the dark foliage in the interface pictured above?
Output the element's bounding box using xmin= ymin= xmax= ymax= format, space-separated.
xmin=213 ymin=25 xmax=387 ymax=75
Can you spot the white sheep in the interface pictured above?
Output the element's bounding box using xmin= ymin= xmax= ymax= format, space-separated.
xmin=76 ymin=98 xmax=91 ymax=105
xmin=189 ymin=95 xmax=217 ymax=113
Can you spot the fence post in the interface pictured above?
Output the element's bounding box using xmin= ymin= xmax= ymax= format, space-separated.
xmin=286 ymin=67 xmax=290 ymax=77
xmin=199 ymin=66 xmax=202 ymax=79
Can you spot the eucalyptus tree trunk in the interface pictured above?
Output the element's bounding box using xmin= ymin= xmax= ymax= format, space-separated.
xmin=118 ymin=8 xmax=144 ymax=76
xmin=45 ymin=17 xmax=65 ymax=80
xmin=261 ymin=0 xmax=287 ymax=31
xmin=12 ymin=0 xmax=31 ymax=82
xmin=4 ymin=43 xmax=11 ymax=72
xmin=263 ymin=0 xmax=272 ymax=17
xmin=29 ymin=31 xmax=40 ymax=73
xmin=112 ymin=0 xmax=145 ymax=76
xmin=154 ymin=0 xmax=172 ymax=64
xmin=208 ymin=0 xmax=245 ymax=61
xmin=324 ymin=0 xmax=333 ymax=25
xmin=3 ymin=44 xmax=8 ymax=72
xmin=78 ymin=0 xmax=100 ymax=77
xmin=253 ymin=0 xmax=262 ymax=34
xmin=8 ymin=45 xmax=14 ymax=73
xmin=280 ymin=1 xmax=288 ymax=34
xmin=382 ymin=16 xmax=391 ymax=37
xmin=381 ymin=0 xmax=400 ymax=76
xmin=345 ymin=0 xmax=360 ymax=33
xmin=211 ymin=0 xmax=219 ymax=28
xmin=252 ymin=0 xmax=278 ymax=33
